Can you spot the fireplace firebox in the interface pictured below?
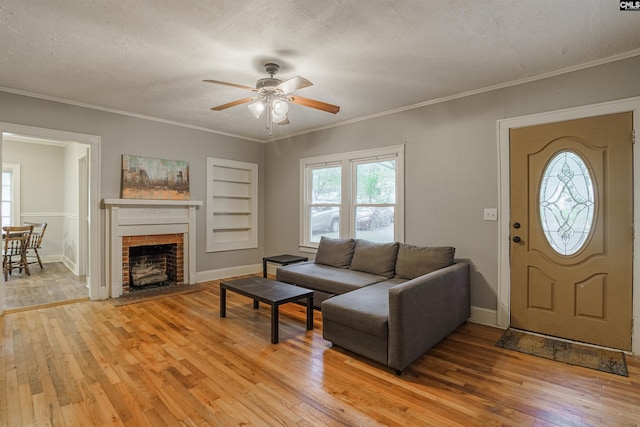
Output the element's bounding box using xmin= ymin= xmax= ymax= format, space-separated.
xmin=121 ymin=233 xmax=184 ymax=293
xmin=129 ymin=243 xmax=177 ymax=288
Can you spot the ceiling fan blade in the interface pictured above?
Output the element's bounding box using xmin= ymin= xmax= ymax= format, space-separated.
xmin=277 ymin=76 xmax=313 ymax=94
xmin=203 ymin=79 xmax=256 ymax=91
xmin=289 ymin=96 xmax=340 ymax=114
xmin=210 ymin=97 xmax=254 ymax=111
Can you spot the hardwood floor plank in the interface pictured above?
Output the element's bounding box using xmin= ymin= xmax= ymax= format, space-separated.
xmin=2 ymin=279 xmax=639 ymax=426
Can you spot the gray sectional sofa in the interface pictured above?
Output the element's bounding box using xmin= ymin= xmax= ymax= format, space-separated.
xmin=276 ymin=237 xmax=470 ymax=373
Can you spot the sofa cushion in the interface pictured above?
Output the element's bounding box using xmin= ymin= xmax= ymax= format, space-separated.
xmin=314 ymin=237 xmax=356 ymax=268
xmin=321 ymin=283 xmax=394 ymax=338
xmin=276 ymin=262 xmax=386 ymax=295
xmin=349 ymin=240 xmax=399 ymax=279
xmin=395 ymin=244 xmax=455 ymax=280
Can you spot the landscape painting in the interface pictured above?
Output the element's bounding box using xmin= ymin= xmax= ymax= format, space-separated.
xmin=121 ymin=155 xmax=190 ymax=200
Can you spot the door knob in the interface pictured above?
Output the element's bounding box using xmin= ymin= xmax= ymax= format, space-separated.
xmin=512 ymin=236 xmax=521 ymax=243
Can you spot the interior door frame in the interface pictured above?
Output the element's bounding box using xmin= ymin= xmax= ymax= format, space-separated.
xmin=0 ymin=123 xmax=103 ymax=316
xmin=78 ymin=153 xmax=89 ymax=276
xmin=498 ymin=96 xmax=640 ymax=355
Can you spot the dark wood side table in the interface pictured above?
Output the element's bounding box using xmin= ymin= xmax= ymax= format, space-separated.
xmin=220 ymin=276 xmax=313 ymax=344
xmin=262 ymin=254 xmax=308 ymax=278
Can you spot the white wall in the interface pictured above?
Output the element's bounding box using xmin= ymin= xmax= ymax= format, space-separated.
xmin=264 ymin=55 xmax=640 ymax=318
xmin=61 ymin=142 xmax=87 ymax=273
xmin=2 ymin=140 xmax=65 ymax=262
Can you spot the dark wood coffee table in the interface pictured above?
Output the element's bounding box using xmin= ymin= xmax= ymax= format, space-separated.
xmin=219 ymin=276 xmax=314 ymax=344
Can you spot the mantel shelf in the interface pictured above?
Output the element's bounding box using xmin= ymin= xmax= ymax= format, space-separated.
xmin=104 ymin=199 xmax=203 ymax=207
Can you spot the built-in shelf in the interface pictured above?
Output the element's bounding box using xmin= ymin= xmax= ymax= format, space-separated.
xmin=212 ymin=211 xmax=251 ymax=215
xmin=206 ymin=158 xmax=258 ymax=252
xmin=212 ymin=195 xmax=252 ymax=200
xmin=212 ymin=227 xmax=252 ymax=232
xmin=213 ymin=179 xmax=251 ymax=184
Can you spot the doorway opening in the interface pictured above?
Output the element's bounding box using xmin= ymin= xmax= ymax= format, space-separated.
xmin=1 ymin=134 xmax=89 ymax=310
xmin=0 ymin=123 xmax=101 ymax=314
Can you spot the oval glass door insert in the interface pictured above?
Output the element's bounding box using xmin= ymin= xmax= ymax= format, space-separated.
xmin=539 ymin=150 xmax=595 ymax=255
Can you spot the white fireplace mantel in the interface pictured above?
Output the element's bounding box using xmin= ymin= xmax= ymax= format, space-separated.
xmin=104 ymin=198 xmax=203 ymax=297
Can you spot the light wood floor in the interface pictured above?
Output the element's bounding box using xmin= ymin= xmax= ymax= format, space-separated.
xmin=2 ymin=262 xmax=88 ymax=311
xmin=1 ymin=279 xmax=638 ymax=426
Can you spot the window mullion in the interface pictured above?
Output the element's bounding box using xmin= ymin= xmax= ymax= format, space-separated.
xmin=342 ymin=159 xmax=352 ymax=238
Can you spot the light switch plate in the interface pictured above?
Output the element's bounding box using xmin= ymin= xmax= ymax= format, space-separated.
xmin=484 ymin=208 xmax=498 ymax=221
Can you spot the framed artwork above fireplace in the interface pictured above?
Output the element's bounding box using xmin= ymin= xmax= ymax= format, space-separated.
xmin=121 ymin=154 xmax=190 ymax=200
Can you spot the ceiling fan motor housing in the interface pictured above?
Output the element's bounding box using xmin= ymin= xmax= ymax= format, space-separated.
xmin=256 ymin=77 xmax=283 ymax=91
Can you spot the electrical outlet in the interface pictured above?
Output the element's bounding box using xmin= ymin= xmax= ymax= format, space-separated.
xmin=484 ymin=208 xmax=498 ymax=221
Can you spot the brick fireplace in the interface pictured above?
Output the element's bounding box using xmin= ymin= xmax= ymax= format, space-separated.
xmin=104 ymin=199 xmax=202 ymax=298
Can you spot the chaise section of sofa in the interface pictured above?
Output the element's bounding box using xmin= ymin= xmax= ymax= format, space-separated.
xmin=322 ymin=263 xmax=469 ymax=373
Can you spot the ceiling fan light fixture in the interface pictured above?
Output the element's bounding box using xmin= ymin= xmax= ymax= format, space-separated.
xmin=272 ymin=112 xmax=288 ymax=124
xmin=271 ymin=98 xmax=289 ymax=116
xmin=248 ymin=100 xmax=265 ymax=118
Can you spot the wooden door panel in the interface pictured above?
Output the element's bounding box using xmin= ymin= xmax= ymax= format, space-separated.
xmin=510 ymin=112 xmax=633 ymax=350
xmin=527 ymin=267 xmax=554 ymax=311
xmin=574 ymin=274 xmax=606 ymax=319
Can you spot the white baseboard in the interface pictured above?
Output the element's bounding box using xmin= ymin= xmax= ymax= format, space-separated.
xmin=62 ymin=256 xmax=78 ymax=275
xmin=195 ymin=263 xmax=262 ymax=283
xmin=42 ymin=254 xmax=63 ymax=263
xmin=469 ymin=306 xmax=499 ymax=328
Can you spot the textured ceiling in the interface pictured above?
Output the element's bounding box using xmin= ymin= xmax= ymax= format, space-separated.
xmin=1 ymin=0 xmax=639 ymax=142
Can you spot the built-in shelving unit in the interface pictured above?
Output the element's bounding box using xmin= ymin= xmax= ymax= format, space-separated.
xmin=206 ymin=157 xmax=258 ymax=252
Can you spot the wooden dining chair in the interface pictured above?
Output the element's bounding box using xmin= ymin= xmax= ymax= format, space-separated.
xmin=23 ymin=222 xmax=48 ymax=269
xmin=2 ymin=225 xmax=33 ymax=281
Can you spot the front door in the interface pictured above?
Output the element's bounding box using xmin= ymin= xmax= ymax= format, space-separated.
xmin=510 ymin=112 xmax=633 ymax=350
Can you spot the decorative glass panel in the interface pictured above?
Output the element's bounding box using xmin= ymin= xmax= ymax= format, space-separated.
xmin=539 ymin=151 xmax=595 ymax=255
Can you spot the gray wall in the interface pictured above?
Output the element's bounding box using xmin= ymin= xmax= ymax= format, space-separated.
xmin=264 ymin=55 xmax=640 ymax=311
xmin=0 ymin=91 xmax=265 ymax=282
xmin=1 ymin=55 xmax=638 ymax=311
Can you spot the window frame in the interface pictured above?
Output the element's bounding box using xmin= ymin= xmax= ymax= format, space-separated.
xmin=1 ymin=163 xmax=21 ymax=228
xmin=299 ymin=145 xmax=404 ymax=251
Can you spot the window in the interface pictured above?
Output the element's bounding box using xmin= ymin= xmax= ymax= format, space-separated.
xmin=301 ymin=145 xmax=404 ymax=249
xmin=1 ymin=163 xmax=20 ymax=228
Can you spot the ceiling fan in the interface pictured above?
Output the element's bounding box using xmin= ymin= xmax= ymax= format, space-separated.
xmin=204 ymin=63 xmax=340 ymax=135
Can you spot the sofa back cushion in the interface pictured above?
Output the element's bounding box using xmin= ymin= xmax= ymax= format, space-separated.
xmin=349 ymin=240 xmax=399 ymax=278
xmin=314 ymin=237 xmax=356 ymax=268
xmin=395 ymin=244 xmax=455 ymax=279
